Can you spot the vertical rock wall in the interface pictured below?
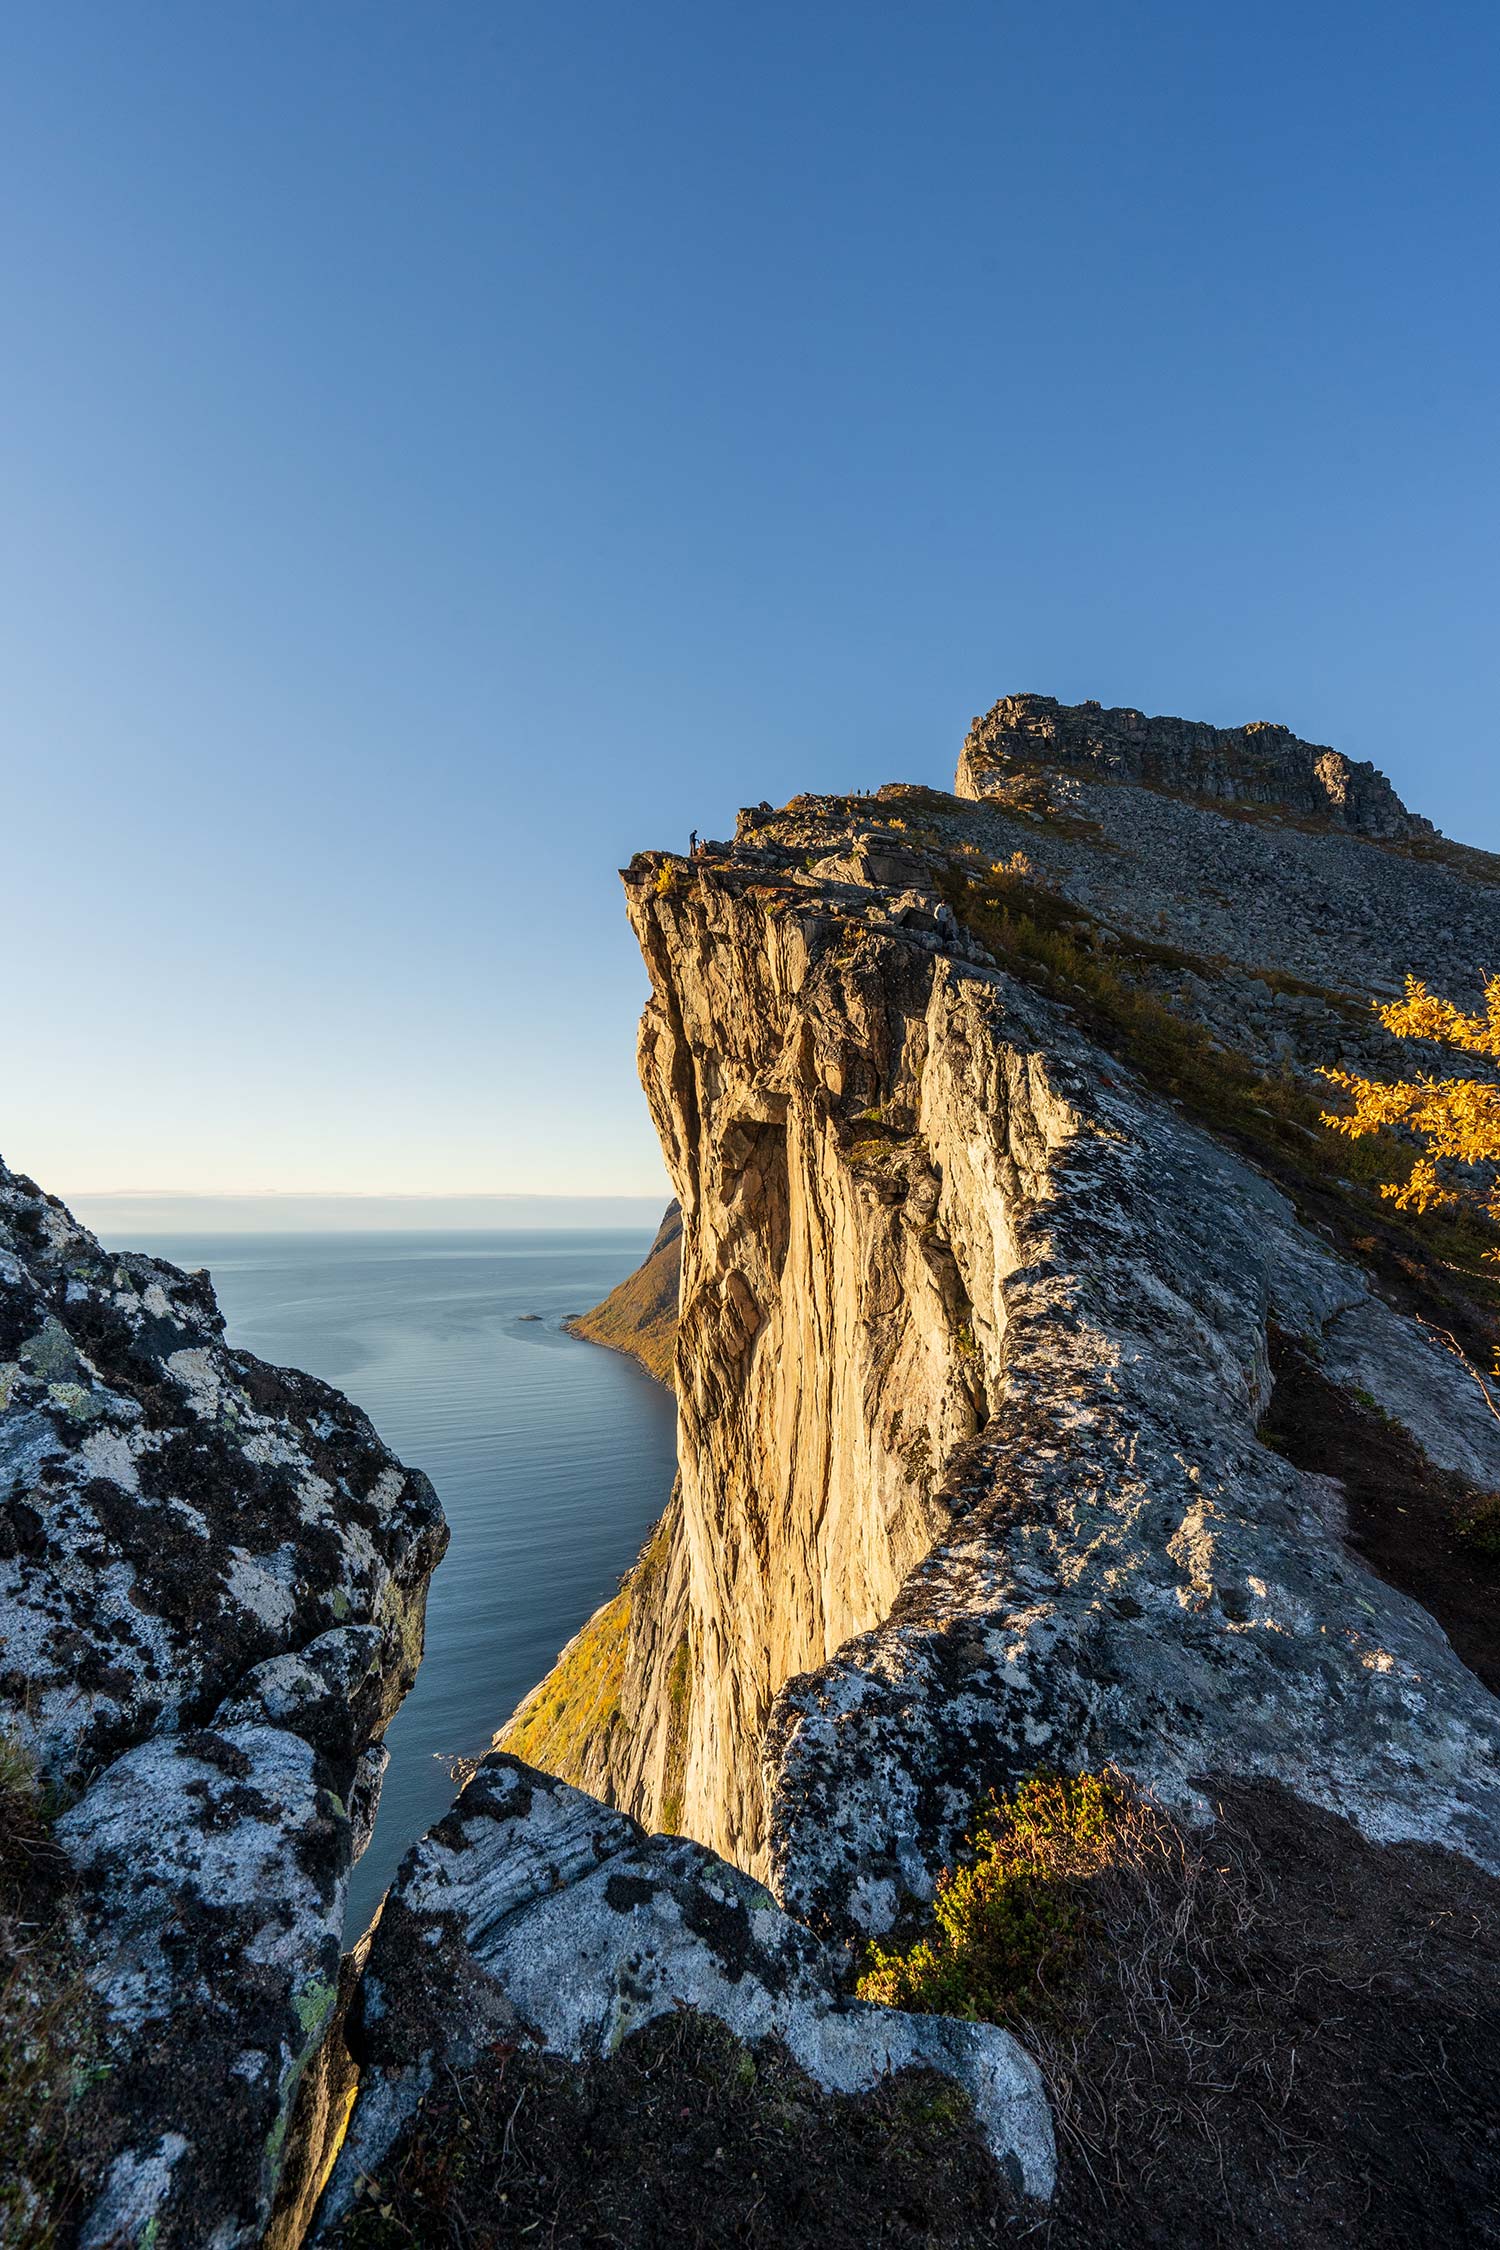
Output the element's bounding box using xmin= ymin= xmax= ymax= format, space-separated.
xmin=599 ymin=863 xmax=1067 ymax=1866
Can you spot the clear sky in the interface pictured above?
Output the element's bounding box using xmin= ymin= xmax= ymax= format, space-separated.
xmin=3 ymin=2 xmax=1497 ymax=1213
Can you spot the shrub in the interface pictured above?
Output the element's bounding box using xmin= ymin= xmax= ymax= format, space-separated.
xmin=857 ymin=1772 xmax=1124 ymax=2025
xmin=1321 ymin=975 xmax=1500 ymax=1242
xmin=1457 ymin=1494 xmax=1500 ymax=1560
xmin=941 ymin=865 xmax=1500 ymax=1338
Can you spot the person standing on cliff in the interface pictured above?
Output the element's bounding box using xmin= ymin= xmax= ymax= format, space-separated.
xmin=689 ymin=829 xmax=699 ymax=856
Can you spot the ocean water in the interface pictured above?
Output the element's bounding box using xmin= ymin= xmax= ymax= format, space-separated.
xmin=124 ymin=1230 xmax=678 ymax=1931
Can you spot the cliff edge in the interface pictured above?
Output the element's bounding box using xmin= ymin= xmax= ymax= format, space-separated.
xmin=497 ymin=696 xmax=1500 ymax=2241
xmin=11 ymin=692 xmax=1500 ymax=2246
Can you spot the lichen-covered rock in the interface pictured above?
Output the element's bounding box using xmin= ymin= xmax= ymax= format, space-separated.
xmin=313 ymin=1754 xmax=1054 ymax=2237
xmin=0 ymin=1159 xmax=447 ymax=2247
xmin=761 ymin=969 xmax=1500 ymax=1937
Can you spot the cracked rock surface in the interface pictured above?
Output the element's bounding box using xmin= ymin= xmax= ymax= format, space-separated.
xmin=957 ymin=691 xmax=1436 ymax=839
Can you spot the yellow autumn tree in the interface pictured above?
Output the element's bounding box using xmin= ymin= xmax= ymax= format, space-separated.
xmin=1320 ymin=974 xmax=1500 ymax=1238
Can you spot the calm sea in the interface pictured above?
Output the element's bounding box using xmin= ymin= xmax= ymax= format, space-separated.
xmin=123 ymin=1231 xmax=678 ymax=1930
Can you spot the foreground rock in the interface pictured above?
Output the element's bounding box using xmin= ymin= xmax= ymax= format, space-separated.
xmin=0 ymin=1159 xmax=447 ymax=2247
xmin=313 ymin=1754 xmax=1053 ymax=2239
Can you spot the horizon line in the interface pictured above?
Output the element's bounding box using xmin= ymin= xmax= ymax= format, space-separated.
xmin=59 ymin=1187 xmax=669 ymax=1203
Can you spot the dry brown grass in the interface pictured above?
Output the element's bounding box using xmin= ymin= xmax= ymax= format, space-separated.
xmin=1028 ymin=1783 xmax=1266 ymax=2206
xmin=858 ymin=1771 xmax=1269 ymax=2207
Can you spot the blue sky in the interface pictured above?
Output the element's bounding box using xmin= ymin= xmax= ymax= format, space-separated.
xmin=3 ymin=2 xmax=1497 ymax=1213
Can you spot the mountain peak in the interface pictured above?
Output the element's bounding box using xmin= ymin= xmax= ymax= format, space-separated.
xmin=958 ymin=692 xmax=1433 ymax=841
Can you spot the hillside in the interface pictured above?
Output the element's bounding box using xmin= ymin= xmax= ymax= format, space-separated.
xmin=565 ymin=1198 xmax=681 ymax=1386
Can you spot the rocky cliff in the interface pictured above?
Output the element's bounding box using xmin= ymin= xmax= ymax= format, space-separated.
xmin=958 ymin=691 xmax=1438 ymax=840
xmin=11 ymin=694 xmax=1500 ymax=2246
xmin=494 ymin=700 xmax=1500 ymax=2238
xmin=521 ymin=747 xmax=1500 ymax=1874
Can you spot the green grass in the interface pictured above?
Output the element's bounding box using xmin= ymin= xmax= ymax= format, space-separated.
xmin=499 ymin=1589 xmax=632 ymax=1775
xmin=498 ymin=1512 xmax=695 ymax=1831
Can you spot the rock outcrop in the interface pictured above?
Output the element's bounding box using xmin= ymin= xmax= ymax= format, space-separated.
xmin=574 ymin=798 xmax=1500 ymax=1891
xmin=958 ymin=692 xmax=1437 ymax=840
xmin=312 ymin=1754 xmax=1052 ymax=2240
xmin=0 ymin=1161 xmax=447 ymax=2247
xmin=564 ymin=1198 xmax=681 ymax=1386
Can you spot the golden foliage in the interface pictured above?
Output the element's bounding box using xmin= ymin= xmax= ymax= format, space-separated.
xmin=1320 ymin=975 xmax=1500 ymax=1233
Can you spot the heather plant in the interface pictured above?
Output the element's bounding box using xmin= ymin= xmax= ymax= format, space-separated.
xmin=944 ymin=865 xmax=1500 ymax=1335
xmin=857 ymin=1771 xmax=1124 ymax=2025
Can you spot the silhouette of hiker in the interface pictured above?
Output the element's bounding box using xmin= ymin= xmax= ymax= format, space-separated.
xmin=689 ymin=829 xmax=699 ymax=856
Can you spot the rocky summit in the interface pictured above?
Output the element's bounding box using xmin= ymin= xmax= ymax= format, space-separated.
xmin=958 ymin=691 xmax=1437 ymax=840
xmin=6 ymin=696 xmax=1500 ymax=2248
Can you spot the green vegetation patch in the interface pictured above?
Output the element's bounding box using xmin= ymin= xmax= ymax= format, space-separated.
xmin=857 ymin=1772 xmax=1124 ymax=2026
xmin=499 ymin=1588 xmax=632 ymax=1779
xmin=497 ymin=1507 xmax=685 ymax=1800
